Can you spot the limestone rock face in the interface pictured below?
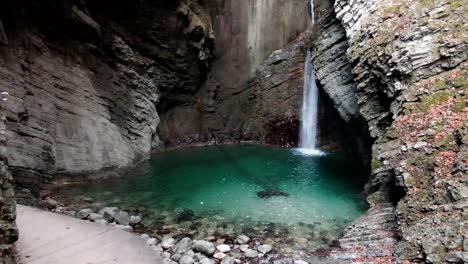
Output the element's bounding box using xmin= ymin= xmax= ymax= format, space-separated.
xmin=0 ymin=97 xmax=18 ymax=263
xmin=157 ymin=0 xmax=311 ymax=147
xmin=0 ymin=0 xmax=214 ymax=196
xmin=333 ymin=0 xmax=467 ymax=262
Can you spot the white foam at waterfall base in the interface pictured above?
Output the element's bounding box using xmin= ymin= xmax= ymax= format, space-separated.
xmin=298 ymin=51 xmax=323 ymax=156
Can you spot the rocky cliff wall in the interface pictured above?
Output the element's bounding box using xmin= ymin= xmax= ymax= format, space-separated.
xmin=0 ymin=96 xmax=18 ymax=264
xmin=332 ymin=0 xmax=467 ymax=262
xmin=0 ymin=0 xmax=214 ymax=196
xmin=157 ymin=0 xmax=312 ymax=147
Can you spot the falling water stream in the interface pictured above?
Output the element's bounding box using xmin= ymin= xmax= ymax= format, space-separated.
xmin=298 ymin=1 xmax=321 ymax=155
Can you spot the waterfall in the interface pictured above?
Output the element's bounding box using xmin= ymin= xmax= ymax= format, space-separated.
xmin=310 ymin=0 xmax=315 ymax=24
xmin=298 ymin=0 xmax=322 ymax=155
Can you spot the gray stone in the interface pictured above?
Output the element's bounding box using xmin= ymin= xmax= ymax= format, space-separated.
xmin=235 ymin=234 xmax=250 ymax=244
xmin=88 ymin=213 xmax=103 ymax=221
xmin=173 ymin=237 xmax=193 ymax=254
xmin=171 ymin=254 xmax=182 ymax=261
xmin=77 ymin=209 xmax=93 ymax=219
xmin=114 ymin=211 xmax=130 ymax=225
xmin=164 ymin=258 xmax=177 ymax=264
xmin=162 ymin=237 xmax=176 ymax=249
xmin=244 ymin=249 xmax=258 ymax=258
xmin=193 ymin=240 xmax=215 ymax=256
xmin=293 ymin=260 xmax=308 ymax=264
xmin=99 ymin=207 xmax=119 ymax=222
xmin=257 ymin=244 xmax=272 ymax=254
xmin=64 ymin=211 xmax=76 ymax=217
xmin=130 ymin=215 xmax=142 ymax=226
xmin=95 ymin=219 xmax=108 ymax=225
xmin=179 ymin=256 xmax=195 ymax=264
xmin=147 ymin=238 xmax=158 ymax=246
xmin=141 ymin=234 xmax=150 ymax=240
xmin=239 ymin=244 xmax=249 ymax=252
xmin=114 ymin=225 xmax=133 ymax=232
xmin=213 ymin=252 xmax=226 ymax=259
xmin=216 ymin=244 xmax=231 ymax=253
xmin=221 ymin=256 xmax=234 ymax=264
xmin=199 ymin=257 xmax=214 ymax=264
xmin=43 ymin=198 xmax=59 ymax=209
xmin=151 ymin=245 xmax=163 ymax=252
xmin=445 ymin=252 xmax=465 ymax=263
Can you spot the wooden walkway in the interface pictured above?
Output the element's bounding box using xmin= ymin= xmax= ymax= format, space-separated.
xmin=16 ymin=205 xmax=163 ymax=264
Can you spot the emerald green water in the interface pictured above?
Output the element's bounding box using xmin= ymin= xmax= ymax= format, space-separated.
xmin=54 ymin=145 xmax=368 ymax=254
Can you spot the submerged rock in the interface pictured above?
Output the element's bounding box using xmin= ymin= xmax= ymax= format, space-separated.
xmin=176 ymin=209 xmax=195 ymax=222
xmin=257 ymin=244 xmax=272 ymax=254
xmin=236 ymin=234 xmax=250 ymax=244
xmin=256 ymin=189 xmax=289 ymax=199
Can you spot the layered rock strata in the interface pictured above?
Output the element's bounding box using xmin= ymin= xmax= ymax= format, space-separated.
xmin=157 ymin=0 xmax=312 ymax=147
xmin=333 ymin=0 xmax=467 ymax=262
xmin=0 ymin=97 xmax=18 ymax=264
xmin=0 ymin=0 xmax=214 ymax=194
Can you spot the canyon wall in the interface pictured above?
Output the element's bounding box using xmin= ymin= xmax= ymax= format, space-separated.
xmin=0 ymin=98 xmax=18 ymax=263
xmin=331 ymin=0 xmax=467 ymax=262
xmin=157 ymin=0 xmax=312 ymax=147
xmin=0 ymin=0 xmax=214 ymax=197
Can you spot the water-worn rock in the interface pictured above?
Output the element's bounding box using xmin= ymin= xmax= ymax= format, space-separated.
xmin=199 ymin=257 xmax=214 ymax=264
xmin=114 ymin=211 xmax=130 ymax=225
xmin=173 ymin=238 xmax=193 ymax=254
xmin=244 ymin=249 xmax=258 ymax=258
xmin=76 ymin=209 xmax=93 ymax=219
xmin=216 ymin=244 xmax=230 ymax=253
xmin=146 ymin=238 xmax=158 ymax=246
xmin=257 ymin=245 xmax=272 ymax=254
xmin=99 ymin=207 xmax=119 ymax=222
xmin=43 ymin=198 xmax=60 ymax=209
xmin=213 ymin=252 xmax=226 ymax=259
xmin=193 ymin=240 xmax=215 ymax=255
xmin=95 ymin=219 xmax=108 ymax=225
xmin=179 ymin=255 xmax=195 ymax=264
xmin=235 ymin=235 xmax=250 ymax=244
xmin=221 ymin=256 xmax=234 ymax=264
xmin=130 ymin=215 xmax=141 ymax=226
xmin=161 ymin=237 xmax=176 ymax=249
xmin=88 ymin=213 xmax=103 ymax=221
xmin=114 ymin=225 xmax=133 ymax=232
